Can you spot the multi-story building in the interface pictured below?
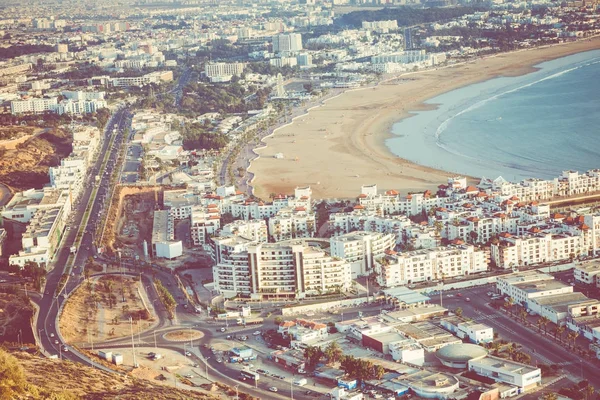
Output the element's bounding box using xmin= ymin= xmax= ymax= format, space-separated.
xmin=330 ymin=231 xmax=395 ymax=278
xmin=211 ymin=238 xmax=351 ymax=300
xmin=204 ymin=62 xmax=245 ymax=82
xmin=152 ymin=210 xmax=182 ymax=259
xmin=10 ymin=97 xmax=58 ymax=114
xmin=329 ymin=209 xmax=412 ymax=239
xmin=110 ymin=71 xmax=173 ymax=87
xmin=272 ymin=33 xmax=303 ymax=53
xmin=48 ymin=158 xmax=87 ymax=193
xmin=267 ymin=207 xmax=316 ymax=241
xmin=9 ymin=205 xmax=68 ymax=267
xmin=374 ymin=244 xmax=487 ymax=287
xmin=495 ymin=271 xmax=573 ymax=308
xmin=491 ymin=231 xmax=584 ymax=269
xmin=574 ymin=261 xmax=600 ymax=286
xmin=1 ymin=188 xmax=71 ymax=223
xmin=221 ymin=219 xmax=268 ymax=243
xmin=190 ymin=205 xmax=220 ymax=246
xmin=468 ymin=357 xmax=541 ymax=392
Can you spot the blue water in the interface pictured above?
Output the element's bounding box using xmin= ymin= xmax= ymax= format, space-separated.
xmin=387 ymin=49 xmax=600 ymax=181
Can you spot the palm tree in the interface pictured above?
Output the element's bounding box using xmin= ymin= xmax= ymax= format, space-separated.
xmin=518 ymin=309 xmax=528 ymax=325
xmin=567 ymin=331 xmax=577 ymax=349
xmin=556 ymin=325 xmax=566 ymax=343
xmin=505 ymin=297 xmax=515 ymax=316
xmin=585 ymin=384 xmax=595 ymax=400
xmin=541 ymin=392 xmax=558 ymax=400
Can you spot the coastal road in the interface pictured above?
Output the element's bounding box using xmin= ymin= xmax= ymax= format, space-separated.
xmin=35 ymin=107 xmax=130 ymax=366
xmin=435 ymin=286 xmax=600 ymax=387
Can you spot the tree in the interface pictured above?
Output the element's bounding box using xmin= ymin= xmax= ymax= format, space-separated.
xmin=539 ymin=316 xmax=550 ymax=334
xmin=541 ymin=392 xmax=558 ymax=400
xmin=518 ymin=308 xmax=529 ymax=325
xmin=0 ymin=348 xmax=27 ymax=398
xmin=504 ymin=297 xmax=515 ymax=316
xmin=274 ymin=316 xmax=283 ymax=325
xmin=324 ymin=341 xmax=343 ymax=364
xmin=455 ymin=307 xmax=463 ymax=317
xmin=303 ymin=346 xmax=323 ymax=368
xmin=585 ymin=384 xmax=595 ymax=400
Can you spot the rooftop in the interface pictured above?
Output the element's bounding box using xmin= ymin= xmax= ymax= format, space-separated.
xmin=513 ymin=279 xmax=571 ymax=293
xmin=436 ymin=343 xmax=488 ymax=363
xmin=469 ymin=355 xmax=540 ymax=375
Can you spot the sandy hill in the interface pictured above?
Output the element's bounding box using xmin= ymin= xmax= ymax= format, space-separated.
xmin=1 ymin=348 xmax=228 ymax=400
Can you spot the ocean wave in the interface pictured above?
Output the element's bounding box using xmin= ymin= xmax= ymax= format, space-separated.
xmin=434 ymin=57 xmax=600 ymax=141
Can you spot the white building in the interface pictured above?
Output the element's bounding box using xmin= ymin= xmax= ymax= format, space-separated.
xmin=152 ymin=210 xmax=182 ymax=259
xmin=330 ymin=231 xmax=395 ymax=278
xmin=190 ymin=205 xmax=221 ymax=246
xmin=468 ymin=356 xmax=541 ymax=392
xmin=268 ymin=207 xmax=316 ymax=241
xmin=204 ymin=62 xmax=245 ymax=82
xmin=211 ymin=238 xmax=351 ymax=300
xmin=272 ymin=33 xmax=303 ymax=54
xmin=10 ymin=97 xmax=58 ymax=114
xmin=574 ymin=261 xmax=600 ymax=286
xmin=440 ymin=317 xmax=494 ymax=344
xmin=374 ymin=244 xmax=488 ymax=287
xmin=495 ymin=271 xmax=573 ymax=308
xmin=388 ymin=338 xmax=425 ymax=365
xmin=221 ymin=219 xmax=268 ymax=243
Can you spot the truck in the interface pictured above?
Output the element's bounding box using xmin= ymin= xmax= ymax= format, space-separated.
xmin=70 ymin=246 xmax=77 ymax=254
xmin=294 ymin=378 xmax=308 ymax=387
xmin=237 ymin=317 xmax=264 ymax=326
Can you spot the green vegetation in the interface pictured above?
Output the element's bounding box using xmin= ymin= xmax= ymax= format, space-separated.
xmin=180 ymin=122 xmax=228 ymax=151
xmin=340 ymin=355 xmax=386 ymax=382
xmin=0 ymin=44 xmax=54 ymax=60
xmin=0 ymin=349 xmax=27 ymax=399
xmin=180 ymin=81 xmax=269 ymax=115
xmin=154 ymin=279 xmax=176 ymax=319
xmin=337 ymin=6 xmax=483 ymax=28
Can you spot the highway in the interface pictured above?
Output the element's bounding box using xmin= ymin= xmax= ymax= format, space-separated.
xmin=35 ymin=107 xmax=131 ymax=367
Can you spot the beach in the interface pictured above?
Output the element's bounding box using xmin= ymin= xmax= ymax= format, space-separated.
xmin=247 ymin=37 xmax=600 ymax=200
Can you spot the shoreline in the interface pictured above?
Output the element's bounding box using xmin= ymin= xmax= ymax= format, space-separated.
xmin=248 ymin=36 xmax=600 ymax=200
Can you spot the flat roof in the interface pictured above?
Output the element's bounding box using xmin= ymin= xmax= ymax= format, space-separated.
xmin=575 ymin=262 xmax=600 ymax=273
xmin=437 ymin=343 xmax=488 ymax=362
xmin=513 ymin=279 xmax=570 ymax=293
xmin=383 ymin=287 xmax=431 ymax=304
xmin=469 ymin=356 xmax=540 ymax=374
xmin=365 ymin=330 xmax=407 ymax=344
xmin=498 ymin=271 xmax=553 ymax=285
xmin=152 ymin=210 xmax=171 ymax=243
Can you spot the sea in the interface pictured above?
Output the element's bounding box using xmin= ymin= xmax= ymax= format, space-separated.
xmin=386 ymin=49 xmax=600 ymax=182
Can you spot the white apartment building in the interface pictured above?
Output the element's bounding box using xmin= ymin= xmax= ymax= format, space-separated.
xmin=389 ymin=338 xmax=425 ymax=365
xmin=371 ymin=50 xmax=430 ymax=64
xmin=374 ymin=244 xmax=487 ymax=288
xmin=152 ymin=210 xmax=182 ymax=259
xmin=491 ymin=232 xmax=583 ymax=269
xmin=268 ymin=207 xmax=316 ymax=241
xmin=329 ymin=210 xmax=412 ymax=239
xmin=356 ymin=184 xmax=447 ymax=217
xmin=229 ymin=187 xmax=311 ymax=221
xmin=49 ymin=158 xmax=87 ymax=193
xmin=204 ymin=62 xmax=245 ymax=82
xmin=163 ymin=189 xmax=200 ymax=219
xmin=330 ymin=231 xmax=395 ymax=278
xmin=362 ymin=20 xmax=398 ymax=31
xmin=9 ymin=205 xmax=68 ymax=267
xmin=279 ymin=319 xmax=329 ymax=349
xmin=495 ymin=271 xmax=572 ymax=308
xmin=110 ymin=71 xmax=173 ymax=87
xmin=440 ymin=317 xmax=494 ymax=344
xmin=55 ymin=98 xmax=107 ymax=115
xmin=221 ymin=219 xmax=268 ymax=243
xmin=1 ymin=188 xmax=71 ymax=223
xmin=574 ymin=261 xmax=600 ymax=286
xmin=190 ymin=205 xmax=221 ymax=246
xmin=272 ymin=33 xmax=303 ymax=53
xmin=270 ymin=57 xmax=298 ymax=68
xmin=468 ymin=356 xmax=541 ymax=392
xmin=211 ymin=238 xmax=351 ymax=300
xmin=11 ymin=97 xmax=58 ymax=114
xmin=62 ymin=90 xmax=106 ymax=101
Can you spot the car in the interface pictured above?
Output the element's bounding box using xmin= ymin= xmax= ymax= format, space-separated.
xmin=253 ymin=331 xmax=261 ymax=336
xmin=277 ymin=375 xmax=285 ymax=380
xmin=256 ymin=369 xmax=266 ymax=374
xmin=54 ymin=340 xmax=59 ymax=345
xmin=446 ymin=294 xmax=454 ymax=298
xmin=240 ymin=336 xmax=248 ymax=341
xmin=269 ymin=387 xmax=278 ymax=392
xmin=50 ymin=333 xmax=55 ymax=338
xmin=487 ymin=292 xmax=493 ymax=297
xmin=216 ymin=358 xmax=223 ymax=363
xmin=185 ymin=352 xmax=191 ymax=356
xmin=184 ymin=374 xmax=193 ymax=379
xmin=62 ymin=346 xmax=69 ymax=352
xmin=465 ymin=298 xmax=471 ymax=302
xmin=220 ymin=327 xmax=226 ymax=332
xmin=456 ymin=293 xmax=462 ymax=297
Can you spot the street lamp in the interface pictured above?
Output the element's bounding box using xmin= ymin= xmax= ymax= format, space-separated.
xmin=204 ymin=356 xmax=210 ymax=380
xmin=234 ymin=384 xmax=239 ymax=400
xmin=153 ymin=330 xmax=157 ymax=349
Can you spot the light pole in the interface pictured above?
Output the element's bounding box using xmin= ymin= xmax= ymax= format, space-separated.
xmin=291 ymin=377 xmax=294 ymax=400
xmin=129 ymin=317 xmax=137 ymax=367
xmin=204 ymin=356 xmax=210 ymax=380
xmin=154 ymin=330 xmax=157 ymax=349
xmin=234 ymin=384 xmax=239 ymax=400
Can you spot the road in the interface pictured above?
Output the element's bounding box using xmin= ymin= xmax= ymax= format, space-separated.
xmin=90 ymin=323 xmax=318 ymax=400
xmin=435 ymin=285 xmax=600 ymax=387
xmin=35 ymin=107 xmax=131 ymax=368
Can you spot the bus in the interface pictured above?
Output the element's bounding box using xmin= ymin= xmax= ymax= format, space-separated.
xmin=240 ymin=370 xmax=260 ymax=382
xmin=237 ymin=317 xmax=264 ymax=326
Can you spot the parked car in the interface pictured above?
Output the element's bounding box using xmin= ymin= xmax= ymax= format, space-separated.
xmin=253 ymin=331 xmax=261 ymax=336
xmin=269 ymin=387 xmax=278 ymax=392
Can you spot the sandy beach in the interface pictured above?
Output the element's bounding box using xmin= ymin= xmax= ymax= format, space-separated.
xmin=248 ymin=37 xmax=600 ymax=200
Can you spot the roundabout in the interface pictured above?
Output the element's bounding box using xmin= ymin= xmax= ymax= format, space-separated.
xmin=163 ymin=329 xmax=205 ymax=342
